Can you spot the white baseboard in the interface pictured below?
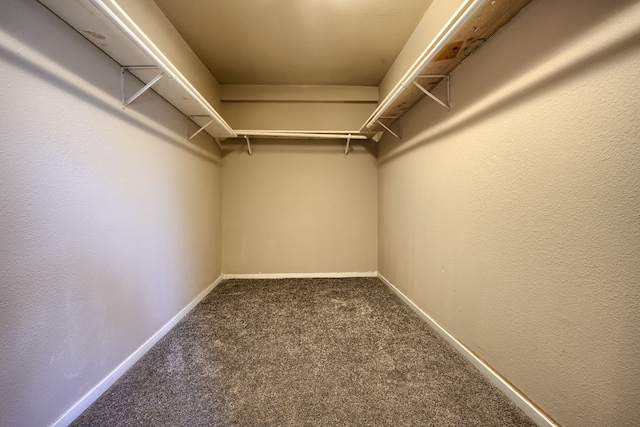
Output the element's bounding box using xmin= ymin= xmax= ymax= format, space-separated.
xmin=222 ymin=271 xmax=378 ymax=280
xmin=377 ymin=273 xmax=557 ymax=427
xmin=51 ymin=274 xmax=224 ymax=427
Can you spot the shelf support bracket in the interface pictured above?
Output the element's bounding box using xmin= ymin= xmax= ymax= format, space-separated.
xmin=377 ymin=116 xmax=402 ymax=141
xmin=245 ymin=135 xmax=252 ymax=156
xmin=345 ymin=134 xmax=351 ymax=156
xmin=413 ymin=74 xmax=450 ymax=111
xmin=121 ymin=66 xmax=164 ymax=107
xmin=186 ymin=115 xmax=214 ymax=141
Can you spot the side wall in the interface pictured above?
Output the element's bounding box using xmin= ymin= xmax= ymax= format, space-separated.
xmin=222 ymin=142 xmax=377 ymax=275
xmin=378 ymin=0 xmax=640 ymax=426
xmin=0 ymin=2 xmax=222 ymax=426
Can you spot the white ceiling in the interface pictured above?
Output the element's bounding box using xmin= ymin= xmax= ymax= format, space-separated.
xmin=152 ymin=0 xmax=434 ymax=86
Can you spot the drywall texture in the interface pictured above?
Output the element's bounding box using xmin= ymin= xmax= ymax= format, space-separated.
xmin=0 ymin=2 xmax=222 ymax=426
xmin=378 ymin=0 xmax=640 ymax=426
xmin=222 ymin=142 xmax=377 ymax=275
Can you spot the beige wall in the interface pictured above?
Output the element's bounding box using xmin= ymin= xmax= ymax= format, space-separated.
xmin=0 ymin=2 xmax=222 ymax=426
xmin=378 ymin=0 xmax=640 ymax=426
xmin=222 ymin=142 xmax=377 ymax=274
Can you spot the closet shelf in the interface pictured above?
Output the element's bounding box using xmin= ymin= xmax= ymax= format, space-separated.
xmin=362 ymin=0 xmax=533 ymax=135
xmin=39 ymin=0 xmax=236 ymax=139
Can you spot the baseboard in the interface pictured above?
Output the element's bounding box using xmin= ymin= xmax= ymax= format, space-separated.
xmin=377 ymin=273 xmax=557 ymax=427
xmin=50 ymin=274 xmax=225 ymax=427
xmin=222 ymin=271 xmax=379 ymax=280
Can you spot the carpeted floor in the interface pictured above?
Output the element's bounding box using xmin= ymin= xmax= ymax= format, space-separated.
xmin=71 ymin=278 xmax=536 ymax=426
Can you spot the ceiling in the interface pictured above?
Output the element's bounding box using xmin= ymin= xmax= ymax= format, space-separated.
xmin=152 ymin=0 xmax=434 ymax=86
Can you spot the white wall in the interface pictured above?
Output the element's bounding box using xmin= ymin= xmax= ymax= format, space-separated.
xmin=378 ymin=0 xmax=640 ymax=426
xmin=222 ymin=142 xmax=377 ymax=275
xmin=0 ymin=2 xmax=222 ymax=426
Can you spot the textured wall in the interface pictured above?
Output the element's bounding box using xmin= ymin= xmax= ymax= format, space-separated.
xmin=222 ymin=142 xmax=377 ymax=275
xmin=378 ymin=0 xmax=640 ymax=426
xmin=0 ymin=2 xmax=222 ymax=426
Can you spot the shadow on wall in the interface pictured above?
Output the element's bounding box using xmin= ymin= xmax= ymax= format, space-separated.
xmin=378 ymin=0 xmax=640 ymax=163
xmin=455 ymin=0 xmax=639 ymax=112
xmin=0 ymin=29 xmax=219 ymax=163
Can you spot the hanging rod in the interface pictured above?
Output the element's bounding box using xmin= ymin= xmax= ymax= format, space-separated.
xmin=221 ymin=131 xmax=365 ymax=156
xmin=235 ymin=130 xmax=369 ymax=140
xmin=363 ymin=0 xmax=484 ymax=130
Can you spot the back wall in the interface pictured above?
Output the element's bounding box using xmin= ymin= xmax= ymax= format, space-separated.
xmin=222 ymin=142 xmax=377 ymax=275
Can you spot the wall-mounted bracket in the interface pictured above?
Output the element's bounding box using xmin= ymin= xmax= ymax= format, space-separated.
xmin=120 ymin=66 xmax=164 ymax=107
xmin=413 ymin=74 xmax=450 ymax=111
xmin=244 ymin=135 xmax=252 ymax=156
xmin=377 ymin=116 xmax=402 ymax=141
xmin=186 ymin=115 xmax=214 ymax=141
xmin=345 ymin=134 xmax=352 ymax=156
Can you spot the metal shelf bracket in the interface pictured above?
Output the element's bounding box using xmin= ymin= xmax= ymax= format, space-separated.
xmin=121 ymin=66 xmax=164 ymax=107
xmin=413 ymin=74 xmax=450 ymax=111
xmin=345 ymin=134 xmax=352 ymax=156
xmin=245 ymin=135 xmax=252 ymax=156
xmin=186 ymin=115 xmax=214 ymax=141
xmin=377 ymin=116 xmax=402 ymax=141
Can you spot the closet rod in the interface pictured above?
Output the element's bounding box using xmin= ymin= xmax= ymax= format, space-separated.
xmin=236 ymin=131 xmax=368 ymax=140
